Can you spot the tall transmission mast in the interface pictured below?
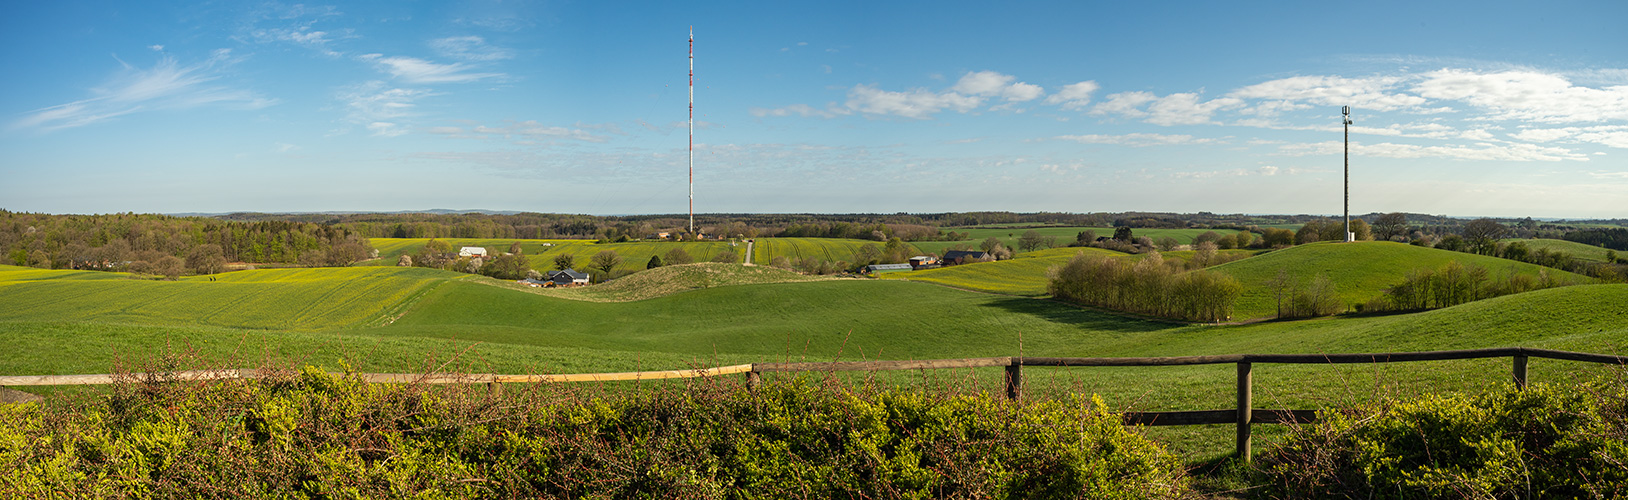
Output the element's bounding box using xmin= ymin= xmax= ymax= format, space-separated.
xmin=1343 ymin=106 xmax=1353 ymax=242
xmin=688 ymin=27 xmax=695 ymax=235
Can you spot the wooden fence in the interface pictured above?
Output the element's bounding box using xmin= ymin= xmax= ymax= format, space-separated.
xmin=3 ymin=347 xmax=1623 ymax=461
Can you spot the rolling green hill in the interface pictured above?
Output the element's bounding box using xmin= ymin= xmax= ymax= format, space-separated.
xmin=496 ymin=262 xmax=835 ymax=302
xmin=3 ymin=261 xmax=1624 ymax=459
xmin=368 ymin=237 xmax=904 ymax=273
xmin=1208 ymin=241 xmax=1593 ymax=319
xmin=875 ymin=247 xmax=1261 ymax=296
xmin=1502 ymin=238 xmax=1615 ymax=263
xmin=915 ymin=226 xmax=1234 ymax=255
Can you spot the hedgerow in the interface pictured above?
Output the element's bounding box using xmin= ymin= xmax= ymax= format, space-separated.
xmin=0 ymin=368 xmax=1191 ymax=498
xmin=1257 ymin=375 xmax=1628 ymax=498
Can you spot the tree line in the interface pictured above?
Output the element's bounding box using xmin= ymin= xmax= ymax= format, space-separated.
xmin=1 ymin=211 xmax=373 ymax=279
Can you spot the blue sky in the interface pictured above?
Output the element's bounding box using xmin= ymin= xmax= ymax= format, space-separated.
xmin=3 ymin=1 xmax=1626 ymax=218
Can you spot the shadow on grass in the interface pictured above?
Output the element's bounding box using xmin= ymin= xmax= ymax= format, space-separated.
xmin=981 ymin=295 xmax=1181 ymax=334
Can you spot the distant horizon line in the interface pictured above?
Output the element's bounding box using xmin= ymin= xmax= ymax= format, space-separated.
xmin=4 ymin=208 xmax=1615 ymax=223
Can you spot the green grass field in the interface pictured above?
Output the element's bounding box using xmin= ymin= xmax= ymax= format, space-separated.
xmin=368 ymin=237 xmax=901 ymax=273
xmin=1502 ymin=237 xmax=1616 ymax=263
xmin=1209 ymin=241 xmax=1593 ymax=319
xmin=2 ymin=259 xmax=1624 ymax=460
xmin=916 ymin=226 xmax=1239 ymax=255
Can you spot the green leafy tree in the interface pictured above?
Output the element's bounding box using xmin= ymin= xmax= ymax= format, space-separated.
xmin=508 ymin=241 xmax=524 ymax=255
xmin=1462 ymin=218 xmax=1506 ymax=255
xmin=425 ymin=238 xmax=453 ymax=255
xmin=646 ymin=255 xmax=664 ymax=269
xmin=591 ymin=250 xmax=622 ymax=278
xmin=663 ymin=247 xmax=694 ymax=265
xmin=1075 ymin=230 xmax=1097 ymax=245
xmin=1113 ymin=227 xmax=1133 ymax=242
xmin=186 ymin=244 xmax=227 ymax=275
xmin=554 ymin=253 xmax=576 ymax=271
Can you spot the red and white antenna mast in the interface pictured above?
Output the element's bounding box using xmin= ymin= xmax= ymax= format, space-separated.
xmin=687 ymin=26 xmax=695 ymax=235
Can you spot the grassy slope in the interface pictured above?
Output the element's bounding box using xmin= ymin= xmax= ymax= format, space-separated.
xmin=0 ymin=265 xmax=453 ymax=330
xmin=368 ymin=237 xmax=899 ymax=272
xmin=1209 ymin=241 xmax=1593 ymax=320
xmin=490 ymin=262 xmax=835 ymax=302
xmin=875 ymin=247 xmax=1260 ymax=296
xmin=1503 ymin=238 xmax=1615 ymax=262
xmin=915 ymin=227 xmax=1233 ymax=255
xmin=3 ymin=262 xmax=1623 ymax=458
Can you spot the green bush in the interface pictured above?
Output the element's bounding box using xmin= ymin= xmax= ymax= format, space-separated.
xmin=1258 ymin=377 xmax=1628 ymax=498
xmin=0 ymin=369 xmax=1191 ymax=498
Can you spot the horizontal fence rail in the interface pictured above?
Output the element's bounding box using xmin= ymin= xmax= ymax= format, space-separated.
xmin=4 ymin=348 xmax=1623 ymax=461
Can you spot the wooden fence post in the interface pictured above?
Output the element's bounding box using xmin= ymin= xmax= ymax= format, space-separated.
xmin=1236 ymin=361 xmax=1253 ymax=462
xmin=745 ymin=370 xmax=761 ymax=391
xmin=1004 ymin=363 xmax=1022 ymax=401
xmin=1512 ymin=355 xmax=1528 ymax=390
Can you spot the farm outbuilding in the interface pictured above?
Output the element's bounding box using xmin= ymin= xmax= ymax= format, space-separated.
xmin=865 ymin=263 xmax=913 ymax=273
xmin=940 ymin=250 xmax=992 ymax=266
xmin=547 ymin=269 xmax=591 ymax=286
xmin=459 ymin=247 xmax=489 ymax=258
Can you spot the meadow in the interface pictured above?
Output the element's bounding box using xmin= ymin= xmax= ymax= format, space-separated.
xmin=1503 ymin=237 xmax=1617 ymax=262
xmin=366 ymin=236 xmax=905 ymax=273
xmin=3 ymin=257 xmax=1623 ymax=460
xmin=913 ymin=226 xmax=1230 ymax=254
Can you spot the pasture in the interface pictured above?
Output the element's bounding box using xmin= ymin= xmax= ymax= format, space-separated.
xmin=2 ymin=255 xmax=1623 ymax=459
xmin=915 ymin=226 xmax=1233 ymax=255
xmin=1503 ymin=237 xmax=1616 ymax=262
xmin=368 ymin=236 xmax=899 ymax=272
xmin=1207 ymin=241 xmax=1593 ymax=319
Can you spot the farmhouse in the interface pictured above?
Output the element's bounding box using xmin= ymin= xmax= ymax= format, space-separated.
xmin=459 ymin=247 xmax=488 ymax=258
xmin=941 ymin=250 xmax=992 ymax=266
xmin=546 ymin=269 xmax=591 ymax=286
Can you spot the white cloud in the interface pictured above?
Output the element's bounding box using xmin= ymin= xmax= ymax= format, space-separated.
xmin=1277 ymin=140 xmax=1588 ymax=162
xmin=952 ymin=71 xmax=1043 ymax=102
xmin=1092 ymin=92 xmax=1243 ymax=126
xmin=359 ymin=54 xmax=504 ymax=83
xmin=1044 ymin=81 xmax=1100 ymax=110
xmin=11 ymin=50 xmax=272 ymax=132
xmin=429 ymin=36 xmax=514 ymax=61
xmin=1090 ymin=91 xmax=1159 ymax=118
xmin=1229 ymin=75 xmax=1427 ymax=112
xmin=1413 ymin=69 xmax=1628 ymax=123
xmin=1511 ymin=125 xmax=1628 ymax=149
xmin=843 ymin=84 xmax=981 ymax=119
xmin=1258 ymin=165 xmax=1279 ymax=176
xmin=1055 ymin=133 xmax=1220 ymax=147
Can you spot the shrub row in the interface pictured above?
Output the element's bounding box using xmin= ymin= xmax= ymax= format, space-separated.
xmin=0 ymin=369 xmax=1190 ymax=498
xmin=1048 ymin=251 xmax=1242 ymax=322
xmin=1367 ymin=261 xmax=1581 ymax=312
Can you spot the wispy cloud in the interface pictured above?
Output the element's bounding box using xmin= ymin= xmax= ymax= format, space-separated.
xmin=338 ymin=81 xmax=434 ymax=136
xmin=359 ymin=54 xmax=504 ymax=83
xmin=237 ymin=2 xmax=350 ymax=56
xmin=1277 ymin=140 xmax=1588 ymax=162
xmin=11 ymin=49 xmax=273 ymax=132
xmin=428 ymin=120 xmax=612 ymax=143
xmin=1229 ymin=75 xmax=1426 ymax=112
xmin=842 ymin=84 xmax=982 ymax=119
xmin=1091 ymin=92 xmax=1243 ymax=126
xmin=951 ymin=71 xmax=1043 ymax=102
xmin=429 ymin=36 xmax=514 ymax=61
xmin=1055 ymin=133 xmax=1222 ymax=147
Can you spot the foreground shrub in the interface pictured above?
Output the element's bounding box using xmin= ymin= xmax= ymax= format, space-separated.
xmin=1258 ymin=378 xmax=1628 ymax=498
xmin=0 ymin=369 xmax=1191 ymax=498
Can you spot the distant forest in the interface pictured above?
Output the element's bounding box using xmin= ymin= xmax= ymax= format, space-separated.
xmin=4 ymin=210 xmax=1624 ymax=277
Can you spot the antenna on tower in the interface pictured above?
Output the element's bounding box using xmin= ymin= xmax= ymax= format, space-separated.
xmin=688 ymin=26 xmax=695 ymax=235
xmin=1343 ymin=106 xmax=1354 ymax=242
